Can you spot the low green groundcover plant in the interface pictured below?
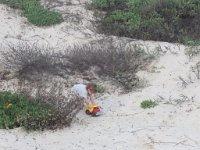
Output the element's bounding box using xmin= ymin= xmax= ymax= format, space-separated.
xmin=140 ymin=99 xmax=157 ymax=109
xmin=0 ymin=0 xmax=63 ymax=26
xmin=97 ymin=85 xmax=105 ymax=93
xmin=0 ymin=91 xmax=54 ymax=130
xmin=92 ymin=0 xmax=200 ymax=43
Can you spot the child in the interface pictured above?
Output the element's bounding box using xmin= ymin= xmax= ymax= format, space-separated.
xmin=71 ymin=83 xmax=97 ymax=106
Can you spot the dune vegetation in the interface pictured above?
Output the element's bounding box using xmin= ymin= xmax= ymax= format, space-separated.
xmin=92 ymin=0 xmax=200 ymax=44
xmin=0 ymin=0 xmax=63 ymax=26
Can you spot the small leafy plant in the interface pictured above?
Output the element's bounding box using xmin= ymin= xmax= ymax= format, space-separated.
xmin=140 ymin=99 xmax=157 ymax=109
xmin=97 ymin=84 xmax=105 ymax=93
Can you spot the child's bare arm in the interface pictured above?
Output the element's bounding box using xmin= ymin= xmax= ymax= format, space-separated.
xmin=84 ymin=98 xmax=89 ymax=105
xmin=90 ymin=96 xmax=95 ymax=105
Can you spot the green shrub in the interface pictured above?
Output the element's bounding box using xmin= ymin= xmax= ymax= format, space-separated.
xmin=140 ymin=99 xmax=157 ymax=109
xmin=93 ymin=0 xmax=200 ymax=43
xmin=0 ymin=91 xmax=53 ymax=130
xmin=0 ymin=0 xmax=63 ymax=26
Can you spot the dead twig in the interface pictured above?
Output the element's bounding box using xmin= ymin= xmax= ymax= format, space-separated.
xmin=146 ymin=137 xmax=194 ymax=147
xmin=178 ymin=76 xmax=188 ymax=88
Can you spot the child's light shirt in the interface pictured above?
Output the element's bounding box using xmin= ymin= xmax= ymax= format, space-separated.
xmin=71 ymin=84 xmax=88 ymax=99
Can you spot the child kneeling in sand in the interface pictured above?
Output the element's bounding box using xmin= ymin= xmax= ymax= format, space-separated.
xmin=71 ymin=83 xmax=97 ymax=106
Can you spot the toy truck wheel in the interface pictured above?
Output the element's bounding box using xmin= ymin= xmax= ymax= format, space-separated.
xmin=85 ymin=110 xmax=91 ymax=115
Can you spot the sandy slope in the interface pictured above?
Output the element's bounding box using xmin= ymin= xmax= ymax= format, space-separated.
xmin=0 ymin=2 xmax=96 ymax=48
xmin=0 ymin=2 xmax=200 ymax=150
xmin=0 ymin=47 xmax=200 ymax=150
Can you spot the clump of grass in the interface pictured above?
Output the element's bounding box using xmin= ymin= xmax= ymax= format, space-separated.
xmin=0 ymin=91 xmax=52 ymax=130
xmin=0 ymin=0 xmax=63 ymax=26
xmin=140 ymin=99 xmax=157 ymax=109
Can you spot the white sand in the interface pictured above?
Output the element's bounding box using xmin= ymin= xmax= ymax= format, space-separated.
xmin=0 ymin=2 xmax=200 ymax=150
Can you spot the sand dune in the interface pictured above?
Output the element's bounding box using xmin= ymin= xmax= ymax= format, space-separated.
xmin=0 ymin=2 xmax=200 ymax=150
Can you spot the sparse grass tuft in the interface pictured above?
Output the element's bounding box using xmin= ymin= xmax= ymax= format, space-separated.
xmin=140 ymin=99 xmax=157 ymax=109
xmin=114 ymin=72 xmax=139 ymax=90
